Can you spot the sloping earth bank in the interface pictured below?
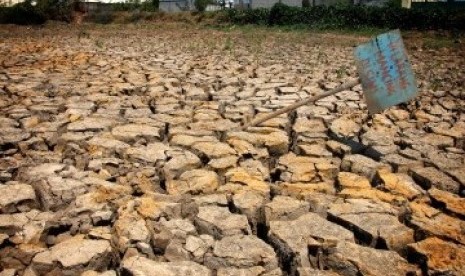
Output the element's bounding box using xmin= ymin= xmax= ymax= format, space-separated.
xmin=0 ymin=24 xmax=464 ymax=276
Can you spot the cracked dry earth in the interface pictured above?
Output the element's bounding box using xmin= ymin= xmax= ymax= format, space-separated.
xmin=0 ymin=24 xmax=464 ymax=276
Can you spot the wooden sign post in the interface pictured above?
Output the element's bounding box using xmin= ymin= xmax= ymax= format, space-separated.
xmin=243 ymin=30 xmax=419 ymax=130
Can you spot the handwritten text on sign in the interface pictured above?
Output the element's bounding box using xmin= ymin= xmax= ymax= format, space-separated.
xmin=354 ymin=30 xmax=418 ymax=114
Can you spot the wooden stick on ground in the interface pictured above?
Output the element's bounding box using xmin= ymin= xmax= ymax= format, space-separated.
xmin=242 ymin=78 xmax=362 ymax=130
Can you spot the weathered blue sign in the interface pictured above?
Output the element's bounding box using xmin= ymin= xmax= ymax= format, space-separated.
xmin=243 ymin=30 xmax=420 ymax=129
xmin=354 ymin=30 xmax=418 ymax=114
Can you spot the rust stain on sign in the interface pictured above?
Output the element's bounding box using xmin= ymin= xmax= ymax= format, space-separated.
xmin=354 ymin=30 xmax=418 ymax=114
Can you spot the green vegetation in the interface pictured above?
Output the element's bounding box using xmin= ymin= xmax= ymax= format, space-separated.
xmin=35 ymin=0 xmax=74 ymax=21
xmin=86 ymin=10 xmax=115 ymax=24
xmin=0 ymin=1 xmax=46 ymax=25
xmin=227 ymin=2 xmax=465 ymax=30
xmin=112 ymin=0 xmax=160 ymax=12
xmin=1 ymin=0 xmax=464 ymax=31
xmin=0 ymin=0 xmax=73 ymax=25
xmin=302 ymin=0 xmax=311 ymax=8
xmin=194 ymin=0 xmax=212 ymax=12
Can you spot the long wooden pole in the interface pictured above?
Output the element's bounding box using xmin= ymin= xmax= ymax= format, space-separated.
xmin=242 ymin=78 xmax=361 ymax=130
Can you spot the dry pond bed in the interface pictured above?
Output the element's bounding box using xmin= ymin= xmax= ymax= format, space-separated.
xmin=0 ymin=23 xmax=464 ymax=276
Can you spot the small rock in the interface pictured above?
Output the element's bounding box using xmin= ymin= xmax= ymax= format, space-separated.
xmin=67 ymin=117 xmax=116 ymax=132
xmin=114 ymin=210 xmax=150 ymax=253
xmin=33 ymin=176 xmax=88 ymax=211
xmin=122 ymin=256 xmax=211 ymax=276
xmin=277 ymin=153 xmax=318 ymax=183
xmin=264 ymin=196 xmax=309 ymax=225
xmin=386 ymin=109 xmax=410 ymax=121
xmin=163 ymin=150 xmax=201 ymax=180
xmin=223 ymin=168 xmax=270 ymax=196
xmin=21 ymin=116 xmax=40 ymax=129
xmin=32 ymin=235 xmax=112 ymax=274
xmin=217 ymin=267 xmax=280 ymax=276
xmin=164 ymin=239 xmax=190 ymax=262
xmin=86 ymin=136 xmax=131 ymax=156
xmin=192 ymin=194 xmax=228 ymax=207
xmin=426 ymin=150 xmax=463 ymax=171
xmin=0 ymin=183 xmax=37 ymax=213
xmin=111 ymin=124 xmax=161 ymax=143
xmin=417 ymin=133 xmax=454 ymax=147
xmin=21 ymin=163 xmax=66 ymax=180
xmin=208 ymin=235 xmax=279 ymax=272
xmin=268 ymin=212 xmax=354 ymax=273
xmin=125 ymin=142 xmax=170 ymax=164
xmin=376 ymin=171 xmax=425 ymax=200
xmin=275 ymin=182 xmax=336 ymax=199
xmin=81 ymin=270 xmax=117 ymax=276
xmin=407 ymin=237 xmax=465 ymax=275
xmin=382 ymin=153 xmax=423 ymax=173
xmin=88 ymin=227 xmax=112 ymax=240
xmin=428 ymin=188 xmax=465 ymax=217
xmin=1 ymin=128 xmax=30 ymax=145
xmin=337 ymin=172 xmax=371 ymax=190
xmin=226 ymin=129 xmax=289 ymax=155
xmin=184 ymin=234 xmax=214 ymax=262
xmin=0 ymin=269 xmax=16 ymax=276
xmin=298 ymin=144 xmax=333 ymax=158
xmin=409 ymin=202 xmax=465 ymax=245
xmin=0 ymin=210 xmax=54 ymax=244
xmin=192 ymin=141 xmax=236 ymax=159
xmin=166 ymin=169 xmax=219 ymax=195
xmin=208 ymin=156 xmax=238 ymax=170
xmin=410 ymin=166 xmax=460 ymax=194
xmin=136 ymin=196 xmax=182 ymax=221
xmin=328 ymin=199 xmax=414 ymax=252
xmin=232 ymin=192 xmax=265 ymax=232
xmin=326 ymin=140 xmax=351 ymax=156
xmin=195 ymin=206 xmax=251 ymax=239
xmin=341 ymin=154 xmax=391 ymax=180
xmin=338 ymin=187 xmax=407 ymax=204
xmin=329 ymin=116 xmax=361 ymax=137
xmin=322 ymin=241 xmax=418 ymax=276
xmin=293 ymin=118 xmax=326 ymax=134
xmin=447 ymin=168 xmax=465 ymax=190
xmin=297 ymin=268 xmax=340 ymax=276
xmin=150 ymin=218 xmax=196 ymax=253
xmin=91 ymin=211 xmax=113 ymax=225
xmin=305 ymin=192 xmax=338 ymax=217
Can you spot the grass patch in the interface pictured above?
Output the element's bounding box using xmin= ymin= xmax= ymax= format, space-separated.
xmin=422 ymin=36 xmax=460 ymax=49
xmin=208 ymin=23 xmax=386 ymax=38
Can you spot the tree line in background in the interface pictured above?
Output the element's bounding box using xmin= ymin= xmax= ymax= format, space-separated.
xmin=1 ymin=0 xmax=464 ymax=30
xmin=227 ymin=2 xmax=465 ymax=30
xmin=0 ymin=0 xmax=73 ymax=24
xmin=0 ymin=0 xmax=215 ymax=24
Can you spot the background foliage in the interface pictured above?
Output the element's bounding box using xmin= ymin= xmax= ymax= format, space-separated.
xmin=194 ymin=0 xmax=212 ymax=12
xmin=0 ymin=0 xmax=464 ymax=30
xmin=0 ymin=0 xmax=46 ymax=24
xmin=228 ymin=2 xmax=465 ymax=30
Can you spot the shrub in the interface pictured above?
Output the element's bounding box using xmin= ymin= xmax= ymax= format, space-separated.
xmin=151 ymin=0 xmax=160 ymax=10
xmin=302 ymin=0 xmax=311 ymax=8
xmin=0 ymin=1 xmax=46 ymax=25
xmin=36 ymin=0 xmax=74 ymax=22
xmin=227 ymin=8 xmax=269 ymax=25
xmin=112 ymin=0 xmax=159 ymax=12
xmin=194 ymin=0 xmax=211 ymax=12
xmin=0 ymin=0 xmax=80 ymax=25
xmin=86 ymin=10 xmax=115 ymax=24
xmin=225 ymin=2 xmax=465 ymax=30
xmin=268 ymin=2 xmax=300 ymax=25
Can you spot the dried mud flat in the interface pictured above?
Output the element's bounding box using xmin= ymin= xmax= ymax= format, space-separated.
xmin=0 ymin=23 xmax=464 ymax=276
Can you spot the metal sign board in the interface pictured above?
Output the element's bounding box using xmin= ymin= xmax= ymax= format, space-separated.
xmin=354 ymin=29 xmax=418 ymax=114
